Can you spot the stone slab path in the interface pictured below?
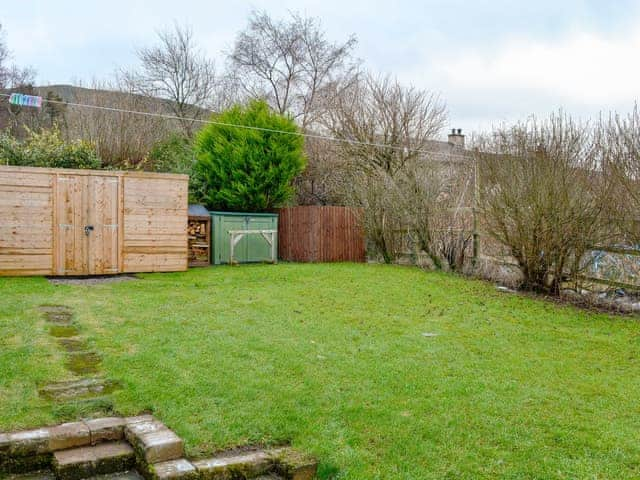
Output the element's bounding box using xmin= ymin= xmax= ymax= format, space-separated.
xmin=38 ymin=306 xmax=121 ymax=417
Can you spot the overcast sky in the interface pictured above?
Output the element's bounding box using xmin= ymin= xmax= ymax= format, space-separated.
xmin=3 ymin=0 xmax=640 ymax=137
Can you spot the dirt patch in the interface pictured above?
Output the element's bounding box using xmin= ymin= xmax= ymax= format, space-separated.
xmin=46 ymin=275 xmax=139 ymax=286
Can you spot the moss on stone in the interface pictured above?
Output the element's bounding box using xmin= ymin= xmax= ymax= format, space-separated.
xmin=0 ymin=453 xmax=52 ymax=475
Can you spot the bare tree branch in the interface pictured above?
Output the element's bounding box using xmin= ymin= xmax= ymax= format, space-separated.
xmin=323 ymin=73 xmax=447 ymax=176
xmin=122 ymin=23 xmax=216 ymax=137
xmin=229 ymin=10 xmax=358 ymax=129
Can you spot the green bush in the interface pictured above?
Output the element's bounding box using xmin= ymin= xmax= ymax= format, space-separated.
xmin=146 ymin=133 xmax=196 ymax=175
xmin=193 ymin=100 xmax=306 ymax=212
xmin=0 ymin=127 xmax=101 ymax=169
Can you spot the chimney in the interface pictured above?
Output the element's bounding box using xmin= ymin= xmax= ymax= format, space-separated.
xmin=448 ymin=128 xmax=465 ymax=149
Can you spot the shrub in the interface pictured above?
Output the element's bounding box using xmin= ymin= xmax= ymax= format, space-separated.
xmin=476 ymin=114 xmax=616 ymax=294
xmin=193 ymin=100 xmax=306 ymax=212
xmin=146 ymin=134 xmax=196 ymax=175
xmin=0 ymin=127 xmax=101 ymax=169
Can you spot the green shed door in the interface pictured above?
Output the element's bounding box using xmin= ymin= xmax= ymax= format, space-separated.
xmin=211 ymin=212 xmax=278 ymax=264
xmin=246 ymin=216 xmax=278 ymax=262
xmin=214 ymin=214 xmax=248 ymax=264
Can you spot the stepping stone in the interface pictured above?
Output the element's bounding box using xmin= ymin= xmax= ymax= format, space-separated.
xmin=53 ymin=441 xmax=135 ymax=480
xmin=57 ymin=337 xmax=89 ymax=353
xmin=39 ymin=305 xmax=73 ymax=314
xmin=150 ymin=459 xmax=197 ymax=480
xmin=64 ymin=351 xmax=102 ymax=375
xmin=44 ymin=312 xmax=74 ymax=324
xmin=39 ymin=378 xmax=120 ymax=401
xmin=49 ymin=325 xmax=80 ymax=338
xmin=193 ymin=451 xmax=272 ymax=479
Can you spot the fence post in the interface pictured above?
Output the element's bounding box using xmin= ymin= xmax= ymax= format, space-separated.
xmin=472 ymin=148 xmax=480 ymax=267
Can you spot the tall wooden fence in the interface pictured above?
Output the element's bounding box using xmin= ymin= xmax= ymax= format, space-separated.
xmin=278 ymin=206 xmax=365 ymax=263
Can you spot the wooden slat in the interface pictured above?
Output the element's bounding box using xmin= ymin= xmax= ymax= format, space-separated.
xmin=123 ymin=253 xmax=187 ymax=272
xmin=0 ymin=254 xmax=52 ymax=268
xmin=124 ymin=246 xmax=188 ymax=254
xmin=0 ymin=171 xmax=52 ymax=188
xmin=0 ymin=164 xmax=188 ymax=181
xmin=0 ymin=247 xmax=51 ymax=255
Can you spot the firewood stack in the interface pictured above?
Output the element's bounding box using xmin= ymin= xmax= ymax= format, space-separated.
xmin=187 ymin=208 xmax=211 ymax=266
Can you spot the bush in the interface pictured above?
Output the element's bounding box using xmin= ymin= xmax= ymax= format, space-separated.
xmin=476 ymin=114 xmax=616 ymax=294
xmin=146 ymin=134 xmax=196 ymax=174
xmin=0 ymin=127 xmax=101 ymax=169
xmin=193 ymin=100 xmax=306 ymax=212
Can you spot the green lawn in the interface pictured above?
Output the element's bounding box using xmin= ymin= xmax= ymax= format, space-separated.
xmin=1 ymin=264 xmax=640 ymax=479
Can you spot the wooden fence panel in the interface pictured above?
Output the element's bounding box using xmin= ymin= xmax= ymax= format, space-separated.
xmin=278 ymin=206 xmax=365 ymax=263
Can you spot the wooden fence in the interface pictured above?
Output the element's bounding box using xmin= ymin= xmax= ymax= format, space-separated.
xmin=278 ymin=206 xmax=365 ymax=263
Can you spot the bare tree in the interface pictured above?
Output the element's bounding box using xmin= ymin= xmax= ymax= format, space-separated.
xmin=294 ymin=137 xmax=350 ymax=205
xmin=0 ymin=23 xmax=38 ymax=137
xmin=323 ymin=73 xmax=447 ymax=176
xmin=317 ymin=74 xmax=448 ymax=262
xmin=229 ymin=10 xmax=358 ymax=129
xmin=0 ymin=23 xmax=34 ymax=89
xmin=601 ymin=106 xmax=640 ymax=244
xmin=396 ymin=155 xmax=474 ymax=271
xmin=122 ymin=23 xmax=216 ymax=137
xmin=476 ymin=113 xmax=617 ymax=294
xmin=340 ymin=167 xmax=404 ymax=263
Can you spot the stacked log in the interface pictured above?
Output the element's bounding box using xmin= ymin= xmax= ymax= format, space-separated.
xmin=188 ymin=219 xmax=210 ymax=266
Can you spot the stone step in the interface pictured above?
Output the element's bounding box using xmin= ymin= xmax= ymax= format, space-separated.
xmin=3 ymin=470 xmax=55 ymax=480
xmin=7 ymin=469 xmax=145 ymax=480
xmin=124 ymin=419 xmax=183 ymax=464
xmin=267 ymin=448 xmax=318 ymax=480
xmin=149 ymin=459 xmax=197 ymax=480
xmin=188 ymin=447 xmax=318 ymax=480
xmin=53 ymin=441 xmax=135 ymax=480
xmin=87 ymin=471 xmax=143 ymax=480
xmin=192 ymin=450 xmax=272 ymax=479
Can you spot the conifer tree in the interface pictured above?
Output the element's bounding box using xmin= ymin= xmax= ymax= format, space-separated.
xmin=194 ymin=100 xmax=306 ymax=212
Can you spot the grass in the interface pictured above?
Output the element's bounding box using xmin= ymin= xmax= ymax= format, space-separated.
xmin=1 ymin=263 xmax=640 ymax=479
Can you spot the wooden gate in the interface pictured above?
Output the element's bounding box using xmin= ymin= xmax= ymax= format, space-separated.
xmin=55 ymin=175 xmax=120 ymax=275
